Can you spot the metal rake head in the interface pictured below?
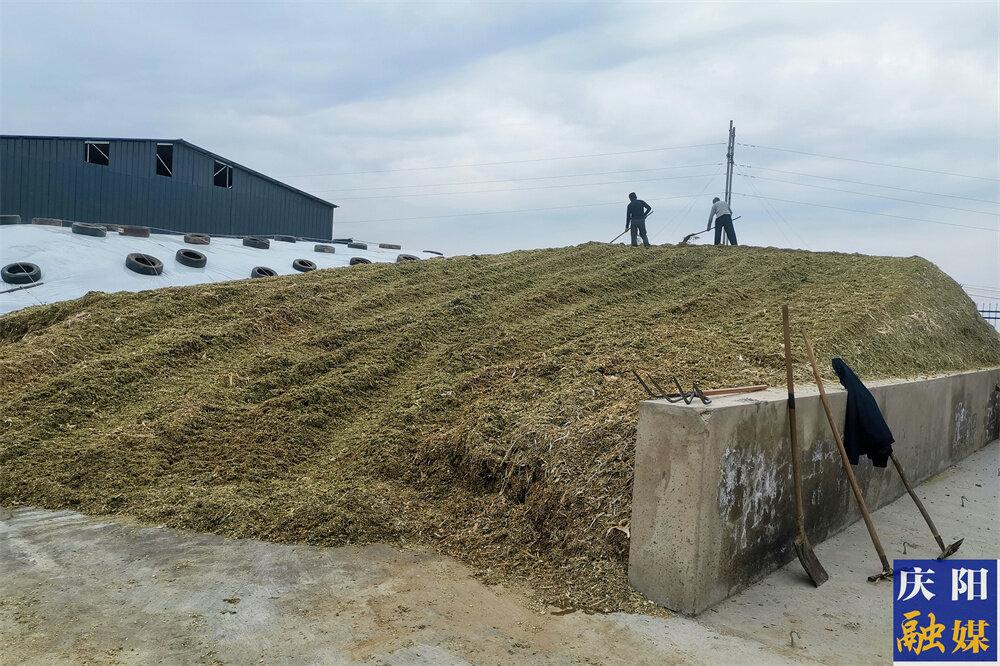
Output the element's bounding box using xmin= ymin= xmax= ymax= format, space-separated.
xmin=937 ymin=538 xmax=964 ymax=560
xmin=867 ymin=567 xmax=894 ymax=583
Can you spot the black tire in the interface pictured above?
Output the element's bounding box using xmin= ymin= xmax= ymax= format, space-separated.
xmin=120 ymin=225 xmax=151 ymax=238
xmin=251 ymin=266 xmax=277 ymax=278
xmin=396 ymin=254 xmax=418 ymax=262
xmin=184 ymin=233 xmax=211 ymax=245
xmin=349 ymin=257 xmax=372 ymax=266
xmin=314 ymin=244 xmax=336 ymax=253
xmin=379 ymin=242 xmax=401 ymax=250
xmin=423 ymin=250 xmax=444 ymax=256
xmin=347 ymin=242 xmax=368 ymax=250
xmin=176 ymin=249 xmax=207 ymax=268
xmin=292 ymin=258 xmax=317 ymax=272
xmin=125 ymin=253 xmax=163 ymax=276
xmin=243 ymin=236 xmax=270 ymax=249
xmin=273 ymin=235 xmax=297 ymax=243
xmin=71 ymin=222 xmax=107 ymax=238
xmin=1 ymin=262 xmax=41 ymax=285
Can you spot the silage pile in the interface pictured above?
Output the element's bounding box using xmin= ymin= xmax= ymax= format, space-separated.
xmin=1 ymin=242 xmax=997 ymax=612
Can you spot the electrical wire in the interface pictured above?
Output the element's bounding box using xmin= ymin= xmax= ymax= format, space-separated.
xmin=336 ymin=191 xmax=715 ymax=226
xmin=737 ymin=143 xmax=1000 ymax=182
xmin=662 ymin=172 xmax=722 ymax=241
xmin=311 ymin=162 xmax=723 ymax=193
xmin=736 ymin=171 xmax=810 ymax=250
xmin=335 ymin=172 xmax=720 ymax=200
xmin=650 ymin=168 xmax=724 ymax=242
xmin=739 ymin=173 xmax=998 ymax=217
xmin=731 ymin=193 xmax=1000 ymax=233
xmin=964 ymin=290 xmax=1000 ymax=299
xmin=752 ymin=174 xmax=809 ymax=249
xmin=737 ymin=164 xmax=999 ymax=205
xmin=284 ymin=142 xmax=725 ymax=178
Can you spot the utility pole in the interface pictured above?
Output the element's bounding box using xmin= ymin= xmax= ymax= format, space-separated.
xmin=724 ymin=120 xmax=735 ymax=205
xmin=722 ymin=120 xmax=736 ymax=244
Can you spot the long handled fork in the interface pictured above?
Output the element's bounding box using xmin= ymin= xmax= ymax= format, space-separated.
xmin=609 ymin=210 xmax=655 ymax=244
xmin=802 ymin=332 xmax=893 ymax=582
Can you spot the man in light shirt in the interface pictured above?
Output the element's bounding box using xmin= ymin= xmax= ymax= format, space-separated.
xmin=707 ymin=197 xmax=737 ymax=246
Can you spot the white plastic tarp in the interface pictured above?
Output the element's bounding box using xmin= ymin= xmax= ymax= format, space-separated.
xmin=0 ymin=225 xmax=438 ymax=315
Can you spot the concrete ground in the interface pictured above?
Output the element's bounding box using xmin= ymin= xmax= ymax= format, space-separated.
xmin=699 ymin=439 xmax=998 ymax=663
xmin=2 ymin=442 xmax=996 ymax=665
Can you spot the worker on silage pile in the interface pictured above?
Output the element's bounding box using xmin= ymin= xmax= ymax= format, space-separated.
xmin=625 ymin=192 xmax=653 ymax=247
xmin=707 ymin=196 xmax=737 ymax=245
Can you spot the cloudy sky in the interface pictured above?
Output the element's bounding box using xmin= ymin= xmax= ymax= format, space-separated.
xmin=2 ymin=1 xmax=998 ymax=298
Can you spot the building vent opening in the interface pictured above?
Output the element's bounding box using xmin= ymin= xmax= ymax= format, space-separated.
xmin=85 ymin=141 xmax=110 ymax=166
xmin=213 ymin=161 xmax=233 ymax=188
xmin=156 ymin=143 xmax=173 ymax=177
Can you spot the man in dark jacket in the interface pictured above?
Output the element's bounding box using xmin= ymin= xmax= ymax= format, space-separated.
xmin=626 ymin=192 xmax=652 ymax=247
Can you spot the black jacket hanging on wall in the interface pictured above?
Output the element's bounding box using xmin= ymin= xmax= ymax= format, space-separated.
xmin=831 ymin=358 xmax=895 ymax=467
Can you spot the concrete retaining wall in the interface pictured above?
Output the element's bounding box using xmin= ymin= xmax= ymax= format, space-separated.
xmin=627 ymin=368 xmax=1000 ymax=616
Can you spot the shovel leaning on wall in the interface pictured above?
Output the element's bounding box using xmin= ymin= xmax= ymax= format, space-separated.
xmin=781 ymin=306 xmax=829 ymax=586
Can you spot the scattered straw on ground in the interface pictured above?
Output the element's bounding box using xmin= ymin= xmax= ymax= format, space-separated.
xmin=1 ymin=242 xmax=997 ymax=612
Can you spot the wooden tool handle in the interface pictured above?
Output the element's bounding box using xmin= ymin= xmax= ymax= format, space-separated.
xmin=701 ymin=384 xmax=768 ymax=397
xmin=802 ymin=332 xmax=891 ymax=571
xmin=890 ymin=453 xmax=946 ymax=550
xmin=782 ymin=306 xmax=808 ymax=536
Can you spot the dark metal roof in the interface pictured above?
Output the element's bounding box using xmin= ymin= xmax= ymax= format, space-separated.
xmin=0 ymin=134 xmax=338 ymax=208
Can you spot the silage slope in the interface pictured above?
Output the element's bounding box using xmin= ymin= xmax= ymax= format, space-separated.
xmin=1 ymin=243 xmax=997 ymax=611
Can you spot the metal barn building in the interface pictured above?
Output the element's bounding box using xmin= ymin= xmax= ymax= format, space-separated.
xmin=0 ymin=135 xmax=337 ymax=239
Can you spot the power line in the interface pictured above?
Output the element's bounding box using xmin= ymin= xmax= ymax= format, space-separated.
xmin=736 ymin=171 xmax=811 ymax=250
xmin=962 ymin=282 xmax=1000 ymax=292
xmin=285 ymin=142 xmax=725 ymax=178
xmin=737 ymin=164 xmax=999 ymax=205
xmin=738 ymin=170 xmax=809 ymax=249
xmin=312 ymin=162 xmax=723 ymax=193
xmin=335 ymin=172 xmax=719 ymax=200
xmin=963 ymin=287 xmax=1000 ymax=298
xmin=651 ymin=168 xmax=725 ymax=242
xmin=336 ymin=191 xmax=713 ymax=226
xmin=732 ymin=192 xmax=1000 ymax=233
xmin=740 ymin=172 xmax=999 ymax=217
xmin=738 ymin=142 xmax=1000 ymax=182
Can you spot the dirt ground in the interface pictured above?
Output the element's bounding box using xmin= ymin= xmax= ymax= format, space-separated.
xmin=2 ymin=442 xmax=996 ymax=665
xmin=0 ymin=516 xmax=796 ymax=666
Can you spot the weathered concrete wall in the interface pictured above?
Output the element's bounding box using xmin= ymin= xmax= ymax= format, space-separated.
xmin=628 ymin=368 xmax=1000 ymax=616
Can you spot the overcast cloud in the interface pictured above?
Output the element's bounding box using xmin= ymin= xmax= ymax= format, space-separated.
xmin=1 ymin=1 xmax=997 ymax=298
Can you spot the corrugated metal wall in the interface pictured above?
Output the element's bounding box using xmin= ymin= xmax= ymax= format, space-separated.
xmin=0 ymin=137 xmax=334 ymax=238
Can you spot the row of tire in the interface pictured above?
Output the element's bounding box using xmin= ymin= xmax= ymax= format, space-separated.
xmin=15 ymin=219 xmax=444 ymax=256
xmin=2 ymin=225 xmax=435 ymax=286
xmin=1 ymin=251 xmax=380 ymax=285
xmin=67 ymin=223 xmax=440 ymax=255
xmin=69 ymin=223 xmax=424 ymax=263
xmin=125 ymin=251 xmax=335 ymax=277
